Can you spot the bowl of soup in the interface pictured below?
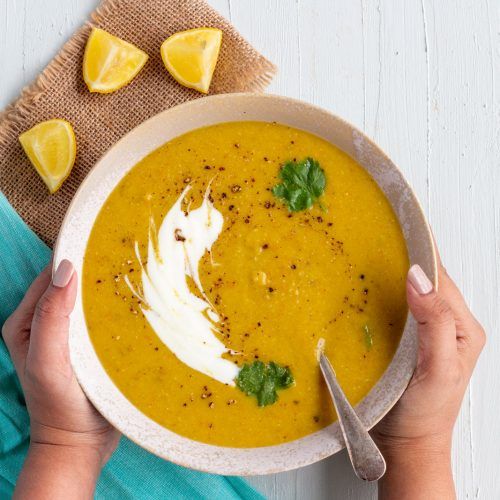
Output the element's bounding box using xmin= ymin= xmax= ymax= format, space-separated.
xmin=54 ymin=93 xmax=436 ymax=475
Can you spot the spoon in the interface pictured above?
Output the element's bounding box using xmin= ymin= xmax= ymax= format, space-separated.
xmin=318 ymin=348 xmax=386 ymax=481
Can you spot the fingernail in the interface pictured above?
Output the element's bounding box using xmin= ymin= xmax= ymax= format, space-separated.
xmin=408 ymin=264 xmax=433 ymax=295
xmin=53 ymin=259 xmax=74 ymax=288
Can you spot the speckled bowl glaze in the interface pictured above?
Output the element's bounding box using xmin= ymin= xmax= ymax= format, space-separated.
xmin=53 ymin=93 xmax=437 ymax=476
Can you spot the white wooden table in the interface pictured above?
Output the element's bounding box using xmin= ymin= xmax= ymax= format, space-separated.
xmin=1 ymin=1 xmax=499 ymax=498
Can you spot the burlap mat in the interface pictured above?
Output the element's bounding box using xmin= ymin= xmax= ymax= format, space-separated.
xmin=0 ymin=0 xmax=275 ymax=246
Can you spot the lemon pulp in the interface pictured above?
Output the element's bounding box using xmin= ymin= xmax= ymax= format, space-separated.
xmin=19 ymin=119 xmax=76 ymax=194
xmin=161 ymin=28 xmax=222 ymax=94
xmin=83 ymin=28 xmax=148 ymax=94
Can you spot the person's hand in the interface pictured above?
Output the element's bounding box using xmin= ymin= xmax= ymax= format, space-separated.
xmin=374 ymin=251 xmax=486 ymax=499
xmin=2 ymin=260 xmax=120 ymax=498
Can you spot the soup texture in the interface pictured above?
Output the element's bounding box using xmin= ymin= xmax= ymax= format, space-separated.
xmin=83 ymin=121 xmax=409 ymax=447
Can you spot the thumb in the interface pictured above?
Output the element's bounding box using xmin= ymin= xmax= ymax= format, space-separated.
xmin=407 ymin=264 xmax=457 ymax=366
xmin=28 ymin=260 xmax=77 ymax=368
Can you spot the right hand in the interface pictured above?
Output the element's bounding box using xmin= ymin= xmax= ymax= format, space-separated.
xmin=373 ymin=254 xmax=485 ymax=480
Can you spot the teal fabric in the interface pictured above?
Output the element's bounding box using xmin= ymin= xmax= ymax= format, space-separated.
xmin=0 ymin=192 xmax=262 ymax=500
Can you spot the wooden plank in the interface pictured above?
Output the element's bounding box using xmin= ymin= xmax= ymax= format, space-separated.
xmin=472 ymin=5 xmax=500 ymax=498
xmin=0 ymin=0 xmax=27 ymax=108
xmin=0 ymin=0 xmax=97 ymax=109
xmin=422 ymin=1 xmax=500 ymax=498
xmin=228 ymin=0 xmax=301 ymax=98
xmin=362 ymin=0 xmax=429 ymax=209
xmin=207 ymin=0 xmax=230 ymax=20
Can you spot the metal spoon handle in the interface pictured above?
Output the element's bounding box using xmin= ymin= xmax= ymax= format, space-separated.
xmin=319 ymin=353 xmax=386 ymax=481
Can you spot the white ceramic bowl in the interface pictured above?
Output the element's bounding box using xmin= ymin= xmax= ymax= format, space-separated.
xmin=54 ymin=93 xmax=437 ymax=476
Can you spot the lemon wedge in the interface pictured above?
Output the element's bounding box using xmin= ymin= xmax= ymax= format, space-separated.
xmin=83 ymin=27 xmax=148 ymax=93
xmin=19 ymin=119 xmax=76 ymax=194
xmin=161 ymin=28 xmax=222 ymax=94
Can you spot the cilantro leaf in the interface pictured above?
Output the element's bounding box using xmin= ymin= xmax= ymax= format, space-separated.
xmin=272 ymin=157 xmax=326 ymax=211
xmin=258 ymin=377 xmax=278 ymax=406
xmin=236 ymin=361 xmax=294 ymax=407
xmin=268 ymin=362 xmax=294 ymax=388
xmin=236 ymin=361 xmax=265 ymax=395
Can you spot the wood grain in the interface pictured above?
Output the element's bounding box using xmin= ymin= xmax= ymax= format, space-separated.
xmin=1 ymin=1 xmax=498 ymax=498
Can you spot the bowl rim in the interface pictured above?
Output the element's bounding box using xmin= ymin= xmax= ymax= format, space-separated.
xmin=53 ymin=92 xmax=437 ymax=476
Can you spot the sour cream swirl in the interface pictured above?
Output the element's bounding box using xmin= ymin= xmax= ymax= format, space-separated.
xmin=126 ymin=185 xmax=239 ymax=386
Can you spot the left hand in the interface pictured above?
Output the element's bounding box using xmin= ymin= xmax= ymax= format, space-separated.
xmin=2 ymin=261 xmax=120 ymax=467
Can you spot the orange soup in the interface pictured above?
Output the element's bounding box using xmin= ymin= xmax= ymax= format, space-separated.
xmin=83 ymin=121 xmax=409 ymax=447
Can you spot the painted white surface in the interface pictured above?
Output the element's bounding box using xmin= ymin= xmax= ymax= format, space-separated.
xmin=1 ymin=1 xmax=498 ymax=498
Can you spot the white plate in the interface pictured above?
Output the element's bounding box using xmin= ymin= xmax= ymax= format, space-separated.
xmin=54 ymin=93 xmax=436 ymax=475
